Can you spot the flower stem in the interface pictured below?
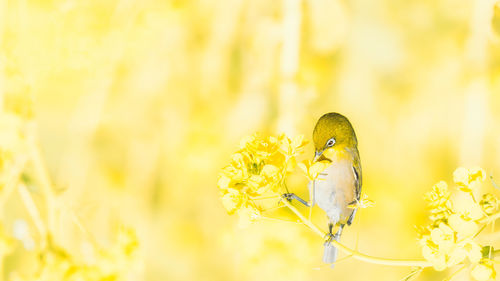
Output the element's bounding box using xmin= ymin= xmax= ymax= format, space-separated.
xmin=280 ymin=199 xmax=432 ymax=267
xmin=479 ymin=210 xmax=500 ymax=225
xmin=18 ymin=184 xmax=47 ymax=239
xmin=0 ymin=156 xmax=28 ymax=210
xmin=444 ymin=264 xmax=466 ymax=281
xmin=28 ymin=139 xmax=56 ymax=234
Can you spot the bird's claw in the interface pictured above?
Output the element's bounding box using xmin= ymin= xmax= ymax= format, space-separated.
xmin=324 ymin=232 xmax=334 ymax=244
xmin=281 ymin=193 xmax=310 ymax=207
xmin=281 ymin=193 xmax=293 ymax=202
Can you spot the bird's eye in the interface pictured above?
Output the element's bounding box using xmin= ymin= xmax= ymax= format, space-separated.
xmin=326 ymin=138 xmax=335 ymax=147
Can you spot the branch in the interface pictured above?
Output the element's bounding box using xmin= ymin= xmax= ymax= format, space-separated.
xmin=18 ymin=184 xmax=47 ymax=242
xmin=0 ymin=155 xmax=28 ymax=209
xmin=479 ymin=211 xmax=500 ymax=225
xmin=28 ymin=139 xmax=57 ymax=234
xmin=280 ymin=199 xmax=432 ymax=267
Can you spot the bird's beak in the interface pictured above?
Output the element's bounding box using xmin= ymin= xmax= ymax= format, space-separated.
xmin=314 ymin=150 xmax=323 ymax=162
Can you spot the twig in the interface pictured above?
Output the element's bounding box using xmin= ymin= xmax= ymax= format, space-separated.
xmin=28 ymin=139 xmax=57 ymax=234
xmin=280 ymin=199 xmax=432 ymax=267
xmin=0 ymin=156 xmax=28 ymax=209
xmin=479 ymin=211 xmax=500 ymax=225
xmin=18 ymin=184 xmax=47 ymax=246
xmin=443 ymin=264 xmax=466 ymax=281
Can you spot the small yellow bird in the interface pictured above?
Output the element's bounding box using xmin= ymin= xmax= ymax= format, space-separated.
xmin=284 ymin=112 xmax=362 ymax=267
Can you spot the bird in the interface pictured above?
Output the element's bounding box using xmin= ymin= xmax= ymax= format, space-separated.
xmin=283 ymin=112 xmax=362 ymax=267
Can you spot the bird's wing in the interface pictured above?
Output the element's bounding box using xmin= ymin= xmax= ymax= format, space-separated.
xmin=347 ymin=147 xmax=361 ymax=226
xmin=352 ymin=147 xmax=362 ymax=201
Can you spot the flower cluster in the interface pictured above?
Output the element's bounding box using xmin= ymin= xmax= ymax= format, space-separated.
xmin=420 ymin=167 xmax=498 ymax=280
xmin=0 ymin=90 xmax=33 ymax=193
xmin=0 ymin=88 xmax=142 ymax=280
xmin=9 ymin=227 xmax=140 ymax=281
xmin=218 ymin=133 xmax=307 ymax=227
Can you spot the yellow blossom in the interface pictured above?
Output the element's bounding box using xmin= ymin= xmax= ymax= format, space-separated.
xmin=298 ymin=160 xmax=329 ymax=181
xmin=453 ymin=167 xmax=486 ymax=192
xmin=420 ymin=167 xmax=497 ymax=275
xmin=453 ymin=195 xmax=484 ymax=221
xmin=217 ymin=174 xmax=231 ymax=190
xmin=237 ymin=205 xmax=261 ymax=228
xmin=280 ymin=134 xmax=308 ymax=157
xmin=480 ymin=193 xmax=499 ymax=215
xmin=221 ymin=188 xmax=243 ymax=214
xmin=421 ymin=242 xmax=447 ymax=271
xmin=428 ymin=204 xmax=452 ymax=224
xmin=348 ymin=194 xmax=375 ymax=209
xmin=0 ymin=224 xmax=16 ymax=258
xmin=471 ymin=259 xmax=496 ymax=281
xmin=219 ymin=133 xmax=310 ymax=223
xmin=243 ymin=134 xmax=282 ymax=159
xmin=430 ymin=223 xmax=455 ymax=252
xmin=424 ymin=181 xmax=450 ymax=207
xmin=448 ymin=214 xmax=478 ymax=238
xmin=424 ymin=181 xmax=453 ymax=225
xmin=457 ymin=239 xmax=482 ymax=264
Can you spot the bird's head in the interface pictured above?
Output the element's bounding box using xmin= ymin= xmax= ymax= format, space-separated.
xmin=312 ymin=112 xmax=357 ymax=160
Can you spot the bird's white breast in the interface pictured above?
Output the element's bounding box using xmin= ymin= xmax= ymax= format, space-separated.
xmin=310 ymin=158 xmax=356 ymax=225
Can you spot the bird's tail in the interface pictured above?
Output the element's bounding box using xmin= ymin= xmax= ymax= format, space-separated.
xmin=323 ymin=225 xmax=344 ymax=268
xmin=322 ymin=236 xmax=339 ymax=266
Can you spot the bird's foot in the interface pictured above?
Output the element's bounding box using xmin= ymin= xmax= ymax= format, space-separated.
xmin=281 ymin=193 xmax=293 ymax=202
xmin=324 ymin=232 xmax=334 ymax=244
xmin=281 ymin=193 xmax=310 ymax=207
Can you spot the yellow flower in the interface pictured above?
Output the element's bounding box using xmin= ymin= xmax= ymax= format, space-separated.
xmin=348 ymin=194 xmax=375 ymax=209
xmin=448 ymin=214 xmax=478 ymax=239
xmin=453 ymin=195 xmax=484 ymax=221
xmin=471 ymin=259 xmax=496 ymax=281
xmin=221 ymin=188 xmax=242 ymax=214
xmin=428 ymin=204 xmax=452 ymax=224
xmin=116 ymin=227 xmax=139 ymax=258
xmin=447 ymin=246 xmax=467 ymax=267
xmin=422 ymin=242 xmax=447 ymax=271
xmin=454 ymin=167 xmax=470 ymax=186
xmin=219 ymin=133 xmax=306 ymax=219
xmin=239 ymin=135 xmax=256 ymax=149
xmin=237 ymin=205 xmax=261 ymax=228
xmin=0 ymin=224 xmax=15 ymax=258
xmin=446 ymin=238 xmax=482 ymax=267
xmin=424 ymin=181 xmax=453 ymax=225
xmin=458 ymin=239 xmax=482 ymax=264
xmin=280 ymin=134 xmax=308 ymax=157
xmin=291 ymin=135 xmax=308 ymax=154
xmin=453 ymin=167 xmax=486 ymax=192
xmin=298 ymin=160 xmax=329 ymax=181
xmin=243 ymin=134 xmax=281 ymax=159
xmin=424 ymin=181 xmax=450 ymax=207
xmin=247 ymin=175 xmax=265 ymax=192
xmin=430 ymin=223 xmax=454 ymax=250
xmin=480 ymin=193 xmax=499 ymax=215
xmin=217 ymin=174 xmax=231 ymax=190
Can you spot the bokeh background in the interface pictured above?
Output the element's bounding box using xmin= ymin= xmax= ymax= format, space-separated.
xmin=1 ymin=0 xmax=500 ymax=280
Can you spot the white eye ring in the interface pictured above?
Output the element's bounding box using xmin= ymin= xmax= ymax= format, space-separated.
xmin=326 ymin=138 xmax=335 ymax=147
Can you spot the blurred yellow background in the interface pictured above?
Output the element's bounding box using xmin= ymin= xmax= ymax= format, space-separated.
xmin=1 ymin=0 xmax=500 ymax=280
